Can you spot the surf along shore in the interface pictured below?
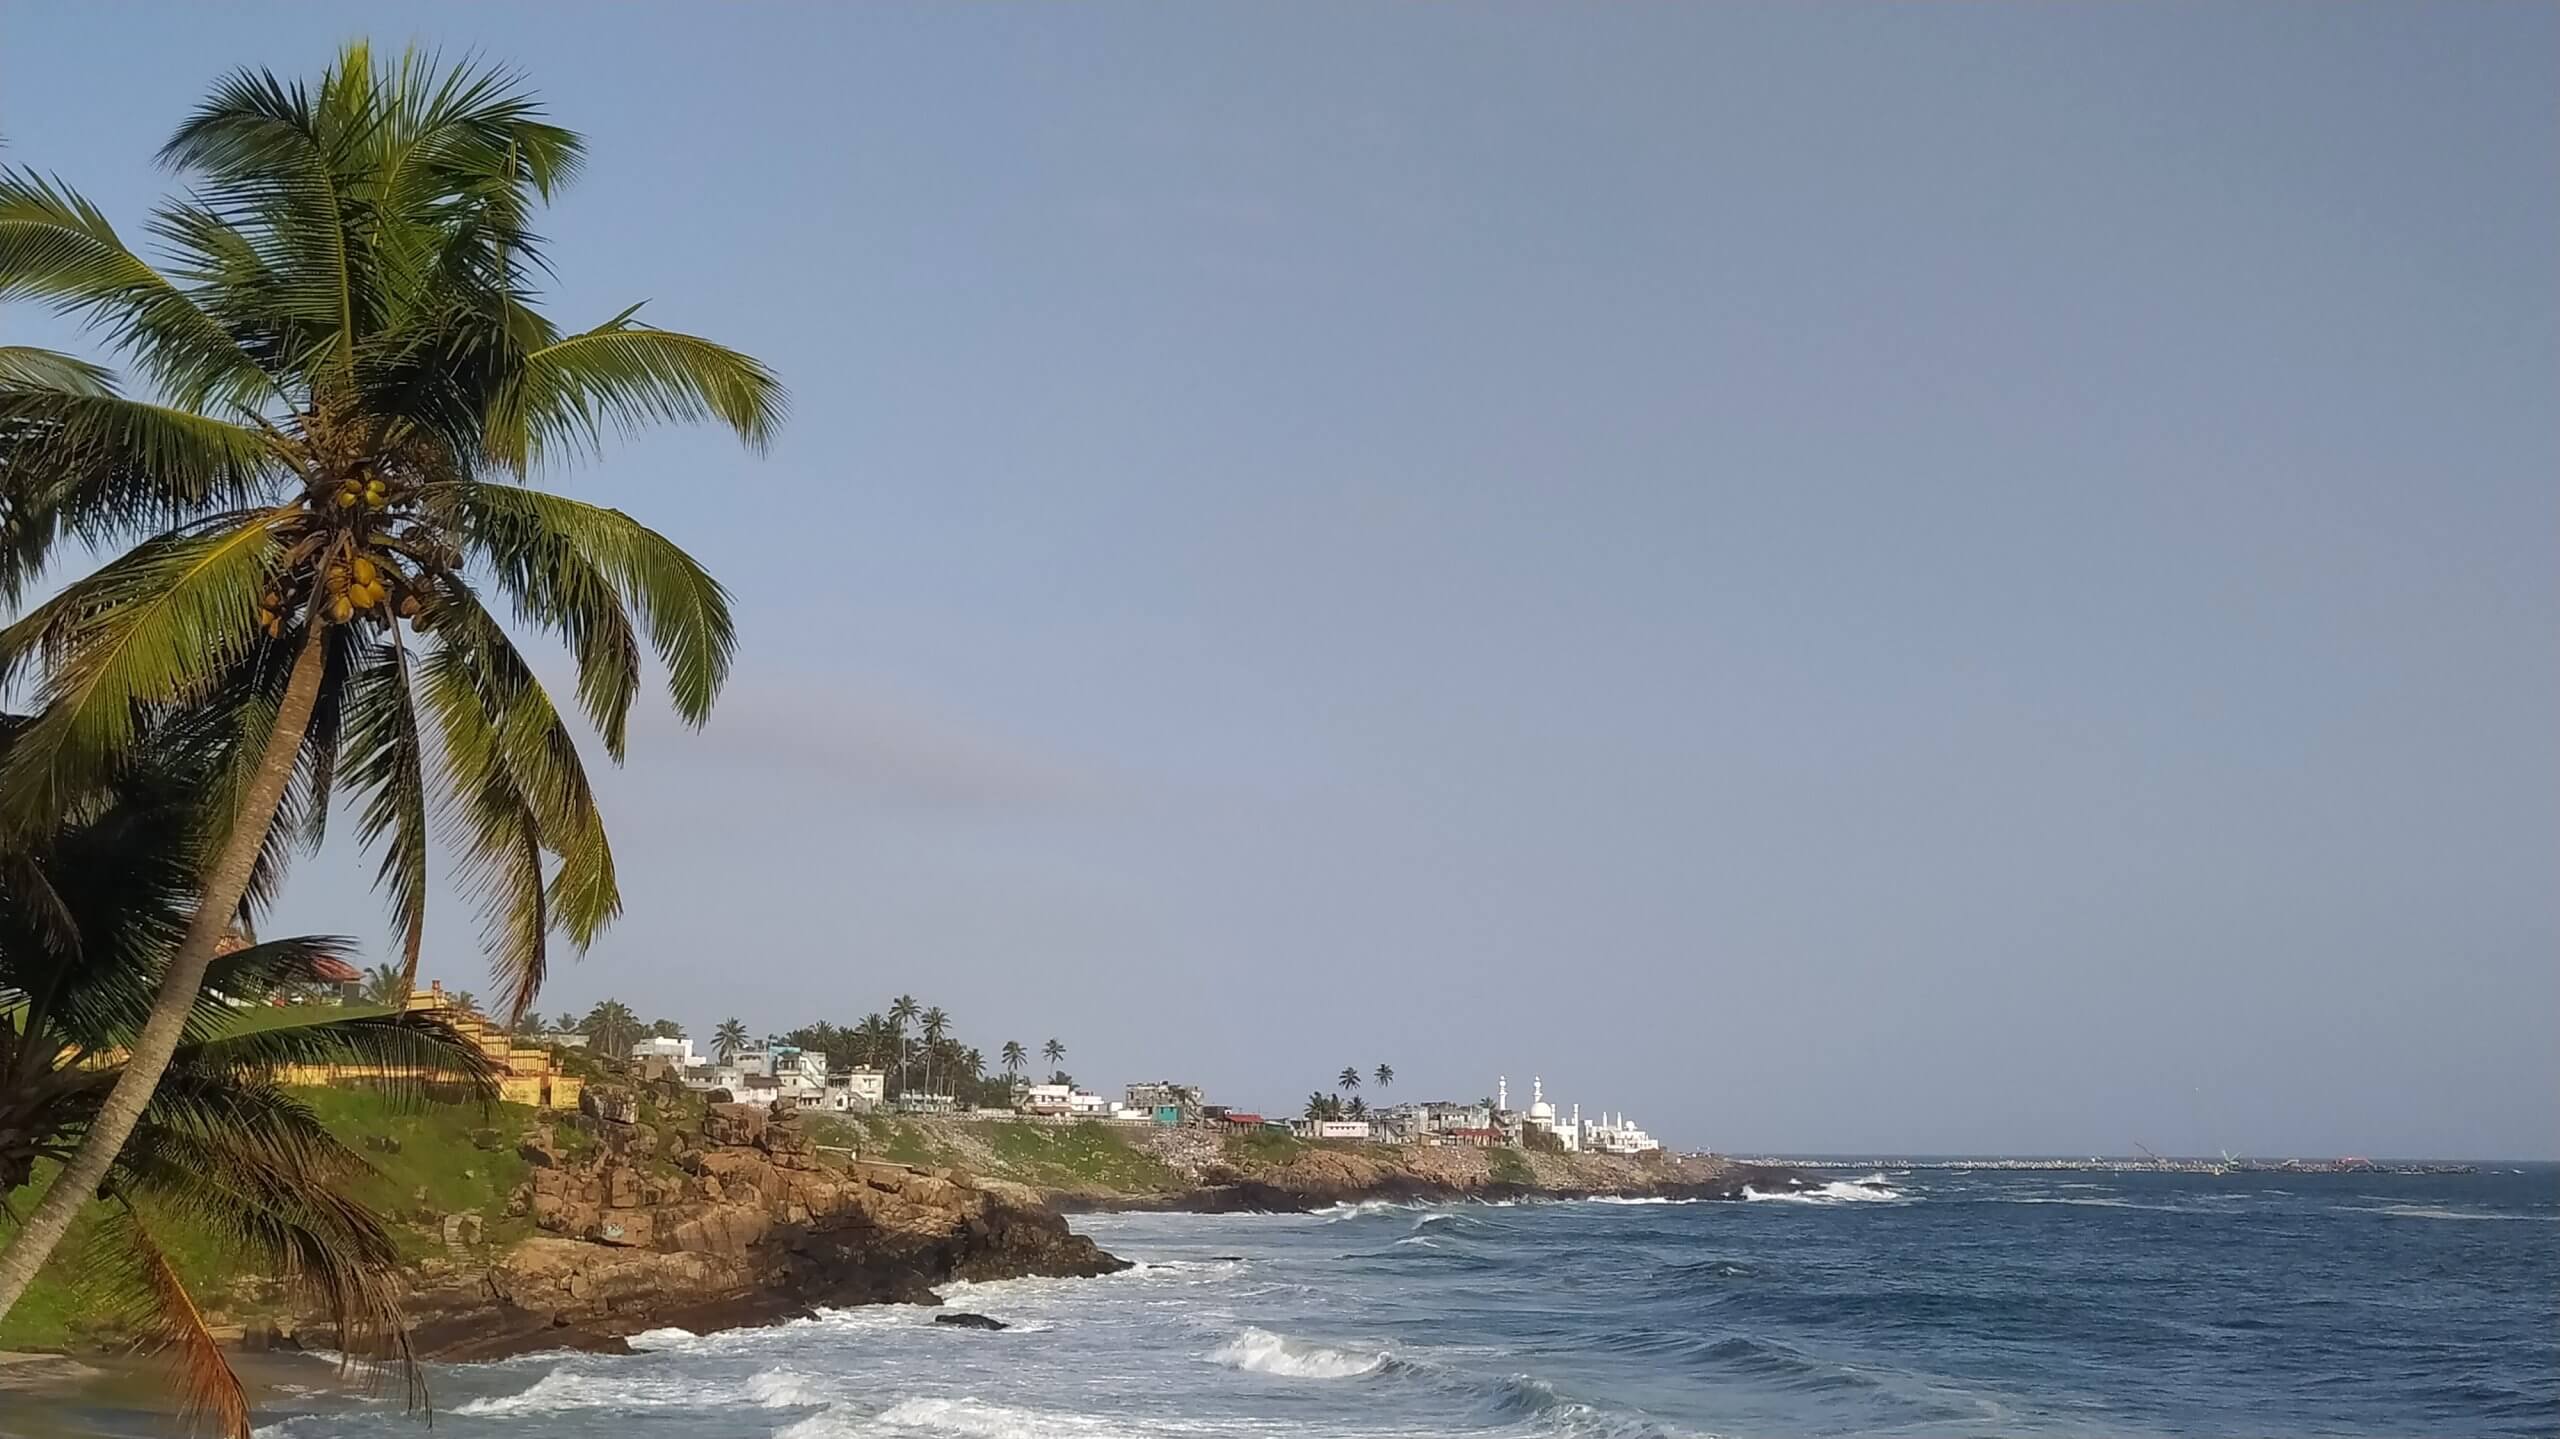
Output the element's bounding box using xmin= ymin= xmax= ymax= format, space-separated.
xmin=3 ymin=1075 xmax=1811 ymax=1379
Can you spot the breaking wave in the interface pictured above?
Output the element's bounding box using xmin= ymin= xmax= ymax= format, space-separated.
xmin=1209 ymin=1325 xmax=1390 ymax=1378
xmin=1745 ymin=1180 xmax=1905 ymax=1204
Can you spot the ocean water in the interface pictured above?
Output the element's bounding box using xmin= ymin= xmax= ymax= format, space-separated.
xmin=127 ymin=1167 xmax=2560 ymax=1438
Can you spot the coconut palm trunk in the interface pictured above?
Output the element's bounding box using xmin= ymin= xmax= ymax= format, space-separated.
xmin=0 ymin=618 xmax=326 ymax=1317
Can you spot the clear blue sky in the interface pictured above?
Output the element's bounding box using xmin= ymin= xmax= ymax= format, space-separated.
xmin=6 ymin=4 xmax=2553 ymax=1158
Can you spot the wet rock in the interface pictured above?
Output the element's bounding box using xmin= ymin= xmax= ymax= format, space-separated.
xmin=933 ymin=1312 xmax=1007 ymax=1330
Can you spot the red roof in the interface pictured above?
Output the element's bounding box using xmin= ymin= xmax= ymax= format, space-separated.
xmin=308 ymin=956 xmax=361 ymax=984
xmin=1224 ymin=1113 xmax=1265 ymax=1125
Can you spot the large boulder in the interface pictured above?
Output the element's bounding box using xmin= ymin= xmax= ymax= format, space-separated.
xmin=581 ymin=1084 xmax=638 ymax=1126
xmin=702 ymin=1102 xmax=767 ymax=1149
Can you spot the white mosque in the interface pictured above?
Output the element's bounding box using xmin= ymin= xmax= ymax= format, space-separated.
xmin=1497 ymin=1074 xmax=1662 ymax=1156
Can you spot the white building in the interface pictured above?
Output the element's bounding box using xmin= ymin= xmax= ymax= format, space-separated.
xmin=1313 ymin=1119 xmax=1372 ymax=1141
xmin=1580 ymin=1110 xmax=1661 ymax=1156
xmin=630 ymin=1034 xmax=697 ymax=1067
xmin=1519 ymin=1076 xmax=1580 ymax=1152
xmin=1492 ymin=1071 xmax=1663 ymax=1155
xmin=1020 ymin=1082 xmax=1074 ymax=1116
xmin=822 ymin=1068 xmax=886 ymax=1112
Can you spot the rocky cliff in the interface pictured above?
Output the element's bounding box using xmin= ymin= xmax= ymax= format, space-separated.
xmin=384 ymin=1090 xmax=1124 ymax=1361
xmin=1061 ymin=1133 xmax=1812 ymax=1213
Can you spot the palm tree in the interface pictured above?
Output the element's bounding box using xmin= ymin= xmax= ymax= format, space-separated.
xmin=887 ymin=995 xmax=919 ymax=1092
xmin=1347 ymin=1096 xmax=1367 ymax=1120
xmin=0 ymin=44 xmax=779 ymax=1315
xmin=358 ymin=962 xmax=408 ymax=1007
xmin=578 ymin=997 xmax=642 ymax=1057
xmin=551 ymin=1011 xmax=578 ymax=1036
xmin=0 ymin=713 xmax=500 ymax=1434
xmin=1042 ymin=1037 xmax=1066 ymax=1069
xmin=713 ymin=1017 xmax=748 ymax=1064
xmin=1337 ymin=1066 xmax=1362 ymax=1093
xmin=648 ymin=1017 xmax=683 ymax=1040
xmin=919 ymin=1006 xmax=949 ymax=1097
xmin=854 ymin=1012 xmax=896 ymax=1071
xmin=1000 ymin=1040 xmax=1027 ymax=1083
xmin=1374 ymin=1062 xmax=1393 ymax=1090
xmin=450 ymin=989 xmax=478 ymax=1017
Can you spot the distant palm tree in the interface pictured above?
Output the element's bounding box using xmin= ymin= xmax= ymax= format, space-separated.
xmin=579 ymin=998 xmax=643 ymax=1057
xmin=1001 ymin=1040 xmax=1027 ymax=1081
xmin=1304 ymin=1092 xmax=1333 ymax=1121
xmin=1337 ymin=1066 xmax=1362 ymax=1092
xmin=649 ymin=1017 xmax=684 ymax=1040
xmin=1347 ymin=1096 xmax=1367 ymax=1119
xmin=553 ymin=1012 xmax=579 ymax=1036
xmin=451 ymin=990 xmax=478 ymax=1017
xmin=920 ymin=1006 xmax=950 ymax=1096
xmin=888 ymin=995 xmax=920 ymax=1092
xmin=855 ymin=1013 xmax=897 ymax=1070
xmin=359 ymin=963 xmax=409 ymax=1007
xmin=1374 ymin=1063 xmax=1394 ymax=1090
xmin=1043 ymin=1038 xmax=1066 ymax=1068
xmin=714 ymin=1018 xmax=749 ymax=1063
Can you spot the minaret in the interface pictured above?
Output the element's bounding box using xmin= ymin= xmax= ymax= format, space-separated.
xmin=1532 ymin=1076 xmax=1543 ymax=1107
xmin=1498 ymin=1075 xmax=1508 ymax=1112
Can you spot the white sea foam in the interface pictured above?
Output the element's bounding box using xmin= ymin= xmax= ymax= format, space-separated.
xmin=1745 ymin=1180 xmax=1905 ymax=1204
xmin=1209 ymin=1325 xmax=1388 ymax=1378
xmin=452 ymin=1369 xmax=627 ymax=1415
xmin=747 ymin=1368 xmax=834 ymax=1407
xmin=1583 ymin=1195 xmax=1700 ymax=1206
xmin=623 ymin=1326 xmax=699 ymax=1351
xmin=1314 ymin=1198 xmax=1423 ymax=1222
xmin=451 ymin=1365 xmax=759 ymax=1415
xmin=2360 ymin=1204 xmax=2554 ymax=1223
xmin=784 ymin=1396 xmax=1133 ymax=1439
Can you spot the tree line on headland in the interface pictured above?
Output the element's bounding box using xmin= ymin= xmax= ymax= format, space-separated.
xmin=0 ymin=43 xmax=781 ymax=1435
xmin=554 ymin=991 xmax=1074 ymax=1113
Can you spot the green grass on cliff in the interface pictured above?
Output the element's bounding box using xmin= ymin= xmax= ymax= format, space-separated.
xmin=1487 ymin=1147 xmax=1535 ymax=1185
xmin=1224 ymin=1129 xmax=1305 ymax=1165
xmin=0 ymin=1086 xmax=536 ymax=1352
xmin=980 ymin=1121 xmax=1180 ymax=1191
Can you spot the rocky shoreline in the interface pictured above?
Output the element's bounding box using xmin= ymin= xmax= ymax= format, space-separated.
xmin=301 ymin=1092 xmax=1126 ymax=1363
xmin=1055 ymin=1144 xmax=1815 ymax=1215
xmin=251 ymin=1099 xmax=1811 ymax=1365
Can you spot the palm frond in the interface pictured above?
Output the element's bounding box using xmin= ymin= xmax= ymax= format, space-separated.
xmin=462 ymin=484 xmax=733 ymax=733
xmin=340 ymin=637 xmax=430 ymax=980
xmin=484 ymin=314 xmax=784 ymax=470
xmin=0 ymin=345 xmax=113 ymax=395
xmin=177 ymin=1008 xmax=500 ymax=1107
xmin=0 ymin=515 xmax=284 ymax=829
xmin=416 ymin=597 xmax=616 ymax=1022
xmin=0 ymin=169 xmax=278 ymax=411
xmin=86 ymin=1204 xmax=251 ymax=1439
xmin=0 ymin=390 xmax=281 ymax=604
xmin=109 ymin=1107 xmax=424 ymax=1412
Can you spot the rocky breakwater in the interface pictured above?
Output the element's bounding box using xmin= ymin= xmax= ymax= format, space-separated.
xmin=403 ymin=1088 xmax=1126 ymax=1359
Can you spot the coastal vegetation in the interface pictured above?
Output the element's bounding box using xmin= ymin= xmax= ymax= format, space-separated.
xmin=0 ymin=715 xmax=500 ymax=1427
xmin=0 ymin=36 xmax=781 ymax=1382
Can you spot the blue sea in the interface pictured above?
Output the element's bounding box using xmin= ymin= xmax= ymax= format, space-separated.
xmin=112 ymin=1166 xmax=2560 ymax=1438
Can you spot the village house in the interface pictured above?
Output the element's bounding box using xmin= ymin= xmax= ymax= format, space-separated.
xmin=1122 ymin=1081 xmax=1203 ymax=1124
xmin=821 ymin=1068 xmax=886 ymax=1112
